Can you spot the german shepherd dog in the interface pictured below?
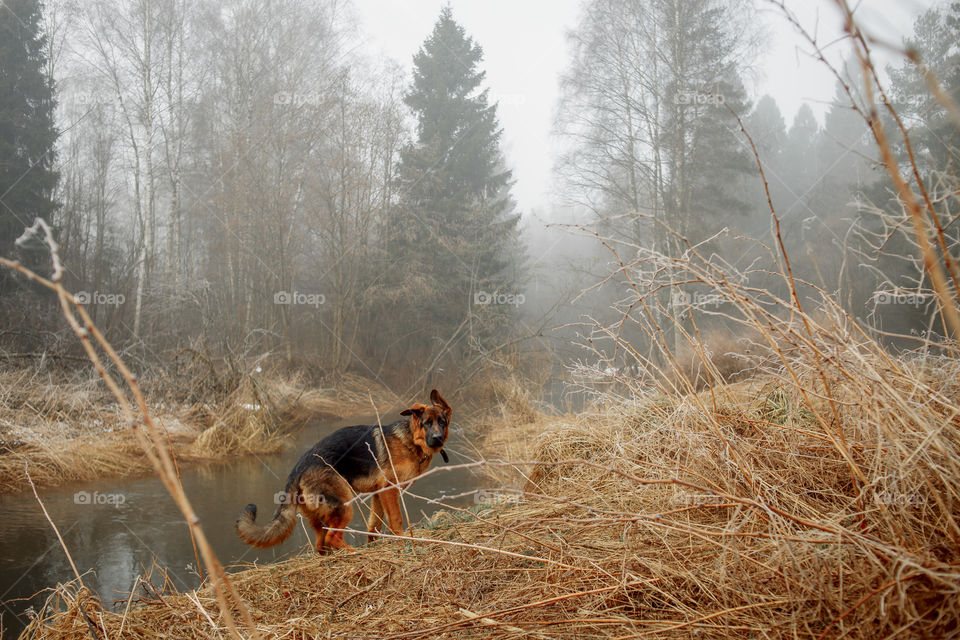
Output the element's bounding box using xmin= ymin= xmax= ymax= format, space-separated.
xmin=236 ymin=389 xmax=451 ymax=553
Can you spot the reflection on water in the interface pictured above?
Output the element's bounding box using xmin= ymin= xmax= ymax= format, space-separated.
xmin=0 ymin=416 xmax=481 ymax=638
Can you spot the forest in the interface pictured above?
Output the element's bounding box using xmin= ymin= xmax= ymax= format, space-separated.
xmin=2 ymin=0 xmax=956 ymax=383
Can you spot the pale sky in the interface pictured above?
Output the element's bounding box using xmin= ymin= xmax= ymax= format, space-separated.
xmin=353 ymin=0 xmax=939 ymax=213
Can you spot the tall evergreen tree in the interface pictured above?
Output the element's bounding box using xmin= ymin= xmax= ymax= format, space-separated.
xmin=660 ymin=0 xmax=754 ymax=240
xmin=0 ymin=0 xmax=58 ymax=277
xmin=744 ymin=95 xmax=788 ymax=228
xmin=886 ymin=3 xmax=960 ymax=179
xmin=860 ymin=5 xmax=960 ymax=338
xmin=747 ymin=95 xmax=787 ymax=166
xmin=387 ymin=6 xmax=521 ymax=368
xmin=782 ymin=104 xmax=821 ymax=206
xmin=818 ymin=72 xmax=873 ymax=205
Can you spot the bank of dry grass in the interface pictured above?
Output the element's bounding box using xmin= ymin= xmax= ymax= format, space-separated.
xmin=18 ymin=346 xmax=960 ymax=639
xmin=0 ymin=366 xmax=397 ymax=493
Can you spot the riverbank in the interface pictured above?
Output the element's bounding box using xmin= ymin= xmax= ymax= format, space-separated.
xmin=17 ymin=358 xmax=960 ymax=639
xmin=0 ymin=367 xmax=399 ymax=494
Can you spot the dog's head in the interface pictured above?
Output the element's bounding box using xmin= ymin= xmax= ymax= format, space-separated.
xmin=401 ymin=389 xmax=452 ymax=454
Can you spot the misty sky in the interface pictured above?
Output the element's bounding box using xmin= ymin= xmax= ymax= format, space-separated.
xmin=354 ymin=0 xmax=939 ymax=213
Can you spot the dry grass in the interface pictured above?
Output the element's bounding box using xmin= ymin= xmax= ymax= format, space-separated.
xmin=668 ymin=327 xmax=759 ymax=390
xmin=19 ymin=348 xmax=960 ymax=639
xmin=0 ymin=367 xmax=178 ymax=493
xmin=0 ymin=364 xmax=397 ymax=492
xmin=185 ymin=370 xmax=399 ymax=457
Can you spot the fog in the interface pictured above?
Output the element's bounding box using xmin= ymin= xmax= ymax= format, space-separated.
xmin=355 ymin=0 xmax=936 ymax=212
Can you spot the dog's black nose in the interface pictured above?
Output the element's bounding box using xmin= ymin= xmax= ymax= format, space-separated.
xmin=427 ymin=434 xmax=443 ymax=449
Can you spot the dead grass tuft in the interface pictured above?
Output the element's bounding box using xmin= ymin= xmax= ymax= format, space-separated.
xmin=0 ymin=367 xmax=152 ymax=493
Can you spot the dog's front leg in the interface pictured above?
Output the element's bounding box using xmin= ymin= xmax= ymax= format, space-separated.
xmin=380 ymin=487 xmax=404 ymax=534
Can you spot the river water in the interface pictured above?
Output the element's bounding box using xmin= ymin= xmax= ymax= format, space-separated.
xmin=0 ymin=416 xmax=482 ymax=638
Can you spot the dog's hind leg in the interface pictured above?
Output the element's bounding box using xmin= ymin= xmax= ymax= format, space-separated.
xmin=298 ymin=467 xmax=355 ymax=553
xmin=323 ymin=504 xmax=355 ymax=551
xmin=366 ymin=494 xmax=385 ymax=543
xmin=310 ymin=517 xmax=329 ymax=554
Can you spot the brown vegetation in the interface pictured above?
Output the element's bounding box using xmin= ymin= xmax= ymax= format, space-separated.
xmin=0 ymin=363 xmax=397 ymax=493
xmin=19 ymin=351 xmax=960 ymax=638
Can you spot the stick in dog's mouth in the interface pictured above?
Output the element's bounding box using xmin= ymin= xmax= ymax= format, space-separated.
xmin=440 ymin=449 xmax=449 ymax=463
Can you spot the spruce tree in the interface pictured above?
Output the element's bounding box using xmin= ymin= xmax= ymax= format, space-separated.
xmin=0 ymin=0 xmax=58 ymax=277
xmin=389 ymin=5 xmax=521 ymax=366
xmin=744 ymin=95 xmax=788 ymax=227
xmin=747 ymin=95 xmax=787 ymax=166
xmin=818 ymin=73 xmax=873 ymax=204
xmin=886 ymin=3 xmax=960 ymax=177
xmin=661 ymin=0 xmax=754 ymax=241
xmin=783 ymin=104 xmax=821 ymax=201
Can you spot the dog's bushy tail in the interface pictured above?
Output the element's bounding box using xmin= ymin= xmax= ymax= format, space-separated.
xmin=236 ymin=487 xmax=297 ymax=548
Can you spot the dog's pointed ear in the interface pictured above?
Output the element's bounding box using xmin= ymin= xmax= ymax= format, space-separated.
xmin=400 ymin=403 xmax=427 ymax=417
xmin=430 ymin=389 xmax=451 ymax=416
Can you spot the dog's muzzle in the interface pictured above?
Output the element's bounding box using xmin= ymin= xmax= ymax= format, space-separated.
xmin=427 ymin=434 xmax=444 ymax=449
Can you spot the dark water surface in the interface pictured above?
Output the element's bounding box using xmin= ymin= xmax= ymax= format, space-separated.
xmin=0 ymin=416 xmax=482 ymax=638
